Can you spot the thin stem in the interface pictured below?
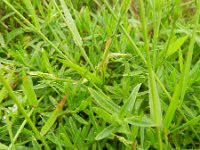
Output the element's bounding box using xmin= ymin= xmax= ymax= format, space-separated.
xmin=138 ymin=0 xmax=162 ymax=149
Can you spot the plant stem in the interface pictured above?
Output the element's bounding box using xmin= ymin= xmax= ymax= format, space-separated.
xmin=138 ymin=0 xmax=162 ymax=149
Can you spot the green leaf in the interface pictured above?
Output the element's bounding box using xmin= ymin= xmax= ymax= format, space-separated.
xmin=148 ymin=71 xmax=163 ymax=126
xmin=120 ymin=83 xmax=141 ymax=118
xmin=72 ymin=113 xmax=88 ymax=125
xmin=0 ymin=143 xmax=8 ymax=150
xmin=60 ymin=133 xmax=74 ymax=149
xmin=92 ymin=107 xmax=118 ymax=124
xmin=40 ymin=94 xmax=68 ymax=137
xmin=166 ymin=35 xmax=189 ymax=58
xmin=95 ymin=125 xmax=120 ymax=140
xmin=59 ymin=0 xmax=82 ymax=46
xmin=0 ymin=33 xmax=5 ymax=48
xmin=125 ymin=116 xmax=155 ymax=127
xmin=59 ymin=124 xmax=74 ymax=148
xmin=22 ymin=71 xmax=38 ymax=107
xmin=6 ymin=28 xmax=24 ymax=44
xmin=32 ymin=137 xmax=42 ymax=150
xmin=0 ymin=72 xmax=13 ymax=104
xmin=22 ymin=0 xmax=40 ymax=29
xmin=88 ymin=88 xmax=120 ymax=115
xmin=120 ymin=0 xmax=131 ymax=14
xmin=40 ymin=49 xmax=53 ymax=73
xmin=58 ymin=59 xmax=102 ymax=85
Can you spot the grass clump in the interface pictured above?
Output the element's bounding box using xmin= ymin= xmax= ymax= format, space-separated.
xmin=0 ymin=0 xmax=200 ymax=149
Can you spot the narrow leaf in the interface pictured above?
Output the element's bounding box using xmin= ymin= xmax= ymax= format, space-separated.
xmin=148 ymin=72 xmax=163 ymax=126
xmin=59 ymin=0 xmax=82 ymax=46
xmin=95 ymin=125 xmax=120 ymax=140
xmin=32 ymin=137 xmax=42 ymax=150
xmin=22 ymin=71 xmax=38 ymax=107
xmin=92 ymin=107 xmax=118 ymax=124
xmin=166 ymin=35 xmax=189 ymax=57
xmin=88 ymin=88 xmax=120 ymax=115
xmin=58 ymin=59 xmax=102 ymax=85
xmin=40 ymin=94 xmax=69 ymax=137
xmin=120 ymin=83 xmax=141 ymax=118
xmin=41 ymin=49 xmax=53 ymax=73
xmin=22 ymin=0 xmax=40 ymax=29
xmin=125 ymin=116 xmax=155 ymax=127
xmin=72 ymin=113 xmax=88 ymax=125
xmin=0 ymin=33 xmax=5 ymax=48
xmin=6 ymin=28 xmax=24 ymax=44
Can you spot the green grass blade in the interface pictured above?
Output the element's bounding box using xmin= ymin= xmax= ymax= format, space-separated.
xmin=0 ymin=33 xmax=6 ymax=48
xmin=166 ymin=35 xmax=189 ymax=58
xmin=95 ymin=125 xmax=120 ymax=140
xmin=0 ymin=72 xmax=13 ymax=104
xmin=138 ymin=0 xmax=162 ymax=126
xmin=40 ymin=94 xmax=69 ymax=137
xmin=8 ymin=109 xmax=34 ymax=150
xmin=102 ymin=0 xmax=147 ymax=64
xmin=138 ymin=0 xmax=162 ymax=149
xmin=157 ymin=0 xmax=181 ymax=64
xmin=88 ymin=88 xmax=120 ymax=115
xmin=58 ymin=0 xmax=94 ymax=70
xmin=40 ymin=49 xmax=54 ymax=74
xmin=92 ymin=107 xmax=118 ymax=124
xmin=6 ymin=28 xmax=24 ymax=44
xmin=22 ymin=71 xmax=38 ymax=107
xmin=72 ymin=113 xmax=88 ymax=125
xmin=120 ymin=83 xmax=141 ymax=118
xmin=32 ymin=137 xmax=42 ymax=150
xmin=125 ymin=116 xmax=155 ymax=127
xmin=60 ymin=133 xmax=74 ymax=149
xmin=171 ymin=115 xmax=200 ymax=133
xmin=59 ymin=0 xmax=82 ymax=47
xmin=58 ymin=58 xmax=102 ymax=85
xmin=22 ymin=0 xmax=40 ymax=29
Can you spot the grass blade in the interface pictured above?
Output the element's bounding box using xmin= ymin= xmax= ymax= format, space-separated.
xmin=95 ymin=125 xmax=120 ymax=140
xmin=58 ymin=0 xmax=94 ymax=70
xmin=92 ymin=107 xmax=118 ymax=124
xmin=125 ymin=116 xmax=155 ymax=127
xmin=22 ymin=70 xmax=38 ymax=107
xmin=88 ymin=88 xmax=120 ymax=115
xmin=138 ymin=0 xmax=162 ymax=149
xmin=22 ymin=0 xmax=40 ymax=29
xmin=120 ymin=83 xmax=141 ymax=118
xmin=166 ymin=35 xmax=189 ymax=58
xmin=58 ymin=58 xmax=102 ymax=85
xmin=0 ymin=72 xmax=13 ymax=104
xmin=171 ymin=115 xmax=200 ymax=133
xmin=59 ymin=0 xmax=82 ymax=46
xmin=138 ymin=0 xmax=162 ymax=126
xmin=40 ymin=93 xmax=69 ymax=137
xmin=40 ymin=49 xmax=54 ymax=74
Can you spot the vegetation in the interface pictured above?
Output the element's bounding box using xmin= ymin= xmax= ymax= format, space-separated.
xmin=0 ymin=0 xmax=200 ymax=149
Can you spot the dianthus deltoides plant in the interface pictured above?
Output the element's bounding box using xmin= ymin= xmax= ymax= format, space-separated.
xmin=0 ymin=0 xmax=200 ymax=149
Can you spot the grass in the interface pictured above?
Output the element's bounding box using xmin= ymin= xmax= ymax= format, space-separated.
xmin=0 ymin=0 xmax=200 ymax=149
